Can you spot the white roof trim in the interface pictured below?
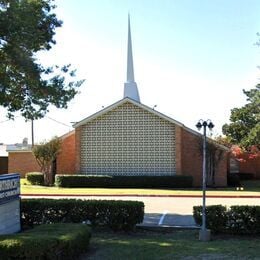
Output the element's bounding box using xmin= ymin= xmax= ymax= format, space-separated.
xmin=73 ymin=97 xmax=185 ymax=128
xmin=73 ymin=97 xmax=229 ymax=151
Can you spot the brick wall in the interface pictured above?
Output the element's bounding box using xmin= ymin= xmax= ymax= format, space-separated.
xmin=75 ymin=126 xmax=82 ymax=174
xmin=180 ymin=128 xmax=203 ymax=186
xmin=180 ymin=127 xmax=227 ymax=187
xmin=230 ymin=146 xmax=260 ymax=179
xmin=8 ymin=152 xmax=40 ymax=178
xmin=175 ymin=126 xmax=182 ymax=175
xmin=56 ymin=131 xmax=76 ymax=174
xmin=8 ymin=131 xmax=77 ymax=178
xmin=238 ymin=155 xmax=260 ymax=179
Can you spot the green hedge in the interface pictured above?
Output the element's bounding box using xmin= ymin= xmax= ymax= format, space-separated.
xmin=193 ymin=205 xmax=227 ymax=233
xmin=227 ymin=173 xmax=241 ymax=187
xmin=228 ymin=206 xmax=260 ymax=234
xmin=0 ymin=223 xmax=91 ymax=260
xmin=193 ymin=205 xmax=260 ymax=234
xmin=21 ymin=198 xmax=144 ymax=231
xmin=55 ymin=174 xmax=193 ymax=188
xmin=238 ymin=173 xmax=255 ymax=180
xmin=26 ymin=172 xmax=44 ymax=185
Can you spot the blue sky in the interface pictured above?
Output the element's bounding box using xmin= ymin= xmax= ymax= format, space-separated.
xmin=1 ymin=0 xmax=260 ymax=144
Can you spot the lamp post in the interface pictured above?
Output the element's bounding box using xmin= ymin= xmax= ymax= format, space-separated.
xmin=196 ymin=119 xmax=214 ymax=241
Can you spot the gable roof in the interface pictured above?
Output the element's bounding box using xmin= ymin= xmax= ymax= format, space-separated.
xmin=73 ymin=97 xmax=229 ymax=151
xmin=73 ymin=97 xmax=200 ymax=134
xmin=73 ymin=97 xmax=185 ymax=128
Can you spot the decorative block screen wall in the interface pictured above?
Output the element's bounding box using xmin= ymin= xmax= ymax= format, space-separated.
xmin=80 ymin=102 xmax=176 ymax=176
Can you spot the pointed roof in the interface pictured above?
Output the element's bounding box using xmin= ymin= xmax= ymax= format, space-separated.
xmin=124 ymin=15 xmax=140 ymax=102
xmin=73 ymin=98 xmax=229 ymax=151
xmin=74 ymin=97 xmax=184 ymax=129
xmin=126 ymin=14 xmax=135 ymax=82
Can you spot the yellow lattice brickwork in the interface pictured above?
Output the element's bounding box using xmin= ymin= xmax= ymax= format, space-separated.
xmin=80 ymin=102 xmax=176 ymax=176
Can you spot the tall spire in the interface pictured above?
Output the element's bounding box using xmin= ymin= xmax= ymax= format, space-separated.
xmin=124 ymin=14 xmax=140 ymax=102
xmin=127 ymin=14 xmax=134 ymax=82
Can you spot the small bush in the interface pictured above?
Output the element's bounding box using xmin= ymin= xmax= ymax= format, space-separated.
xmin=26 ymin=172 xmax=44 ymax=185
xmin=0 ymin=223 xmax=91 ymax=259
xmin=238 ymin=173 xmax=255 ymax=180
xmin=21 ymin=198 xmax=144 ymax=231
xmin=193 ymin=205 xmax=260 ymax=235
xmin=227 ymin=173 xmax=241 ymax=187
xmin=228 ymin=206 xmax=260 ymax=234
xmin=193 ymin=205 xmax=227 ymax=233
xmin=55 ymin=174 xmax=193 ymax=188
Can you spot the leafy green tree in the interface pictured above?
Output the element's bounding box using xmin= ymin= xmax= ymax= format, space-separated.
xmin=33 ymin=137 xmax=61 ymax=185
xmin=214 ymin=135 xmax=232 ymax=148
xmin=0 ymin=0 xmax=84 ymax=120
xmin=222 ymin=85 xmax=260 ymax=150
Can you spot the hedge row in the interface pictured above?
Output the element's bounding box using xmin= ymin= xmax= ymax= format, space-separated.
xmin=55 ymin=174 xmax=193 ymax=188
xmin=21 ymin=199 xmax=144 ymax=231
xmin=26 ymin=172 xmax=44 ymax=185
xmin=193 ymin=205 xmax=260 ymax=234
xmin=0 ymin=223 xmax=91 ymax=260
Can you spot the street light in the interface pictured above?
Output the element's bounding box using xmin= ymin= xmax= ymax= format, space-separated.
xmin=196 ymin=119 xmax=214 ymax=241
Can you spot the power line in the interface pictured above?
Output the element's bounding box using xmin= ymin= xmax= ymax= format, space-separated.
xmin=46 ymin=116 xmax=71 ymax=128
xmin=0 ymin=119 xmax=10 ymax=124
xmin=0 ymin=115 xmax=20 ymax=124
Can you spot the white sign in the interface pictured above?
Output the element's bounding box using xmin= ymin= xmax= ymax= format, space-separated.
xmin=0 ymin=174 xmax=21 ymax=234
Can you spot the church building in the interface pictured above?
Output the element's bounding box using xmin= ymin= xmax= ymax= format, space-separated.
xmin=6 ymin=17 xmax=228 ymax=186
xmin=72 ymin=17 xmax=228 ymax=187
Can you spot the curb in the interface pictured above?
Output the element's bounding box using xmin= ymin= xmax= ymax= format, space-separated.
xmin=21 ymin=194 xmax=260 ymax=198
xmin=137 ymin=225 xmax=200 ymax=231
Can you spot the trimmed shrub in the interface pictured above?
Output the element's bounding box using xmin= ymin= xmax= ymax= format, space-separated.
xmin=55 ymin=174 xmax=193 ymax=188
xmin=193 ymin=205 xmax=260 ymax=235
xmin=0 ymin=223 xmax=91 ymax=260
xmin=26 ymin=172 xmax=44 ymax=185
xmin=228 ymin=206 xmax=260 ymax=234
xmin=227 ymin=173 xmax=241 ymax=187
xmin=21 ymin=198 xmax=144 ymax=231
xmin=193 ymin=205 xmax=227 ymax=233
xmin=238 ymin=173 xmax=255 ymax=180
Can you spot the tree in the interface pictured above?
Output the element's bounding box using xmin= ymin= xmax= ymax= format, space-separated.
xmin=214 ymin=135 xmax=232 ymax=148
xmin=33 ymin=137 xmax=61 ymax=185
xmin=0 ymin=0 xmax=84 ymax=120
xmin=197 ymin=138 xmax=226 ymax=186
xmin=222 ymin=85 xmax=260 ymax=151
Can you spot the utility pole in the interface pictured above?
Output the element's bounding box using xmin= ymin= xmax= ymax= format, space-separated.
xmin=31 ymin=119 xmax=34 ymax=148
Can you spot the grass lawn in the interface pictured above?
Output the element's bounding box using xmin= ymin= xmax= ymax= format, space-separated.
xmin=21 ymin=179 xmax=260 ymax=196
xmin=81 ymin=229 xmax=260 ymax=259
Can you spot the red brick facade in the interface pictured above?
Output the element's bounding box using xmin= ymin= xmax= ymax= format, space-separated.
xmin=8 ymin=119 xmax=228 ymax=186
xmin=73 ymin=124 xmax=228 ymax=186
xmin=8 ymin=152 xmax=41 ymax=178
xmin=176 ymin=126 xmax=227 ymax=187
xmin=56 ymin=131 xmax=76 ymax=174
xmin=8 ymin=131 xmax=76 ymax=177
xmin=75 ymin=126 xmax=82 ymax=174
xmin=239 ymin=158 xmax=260 ymax=179
xmin=231 ymin=146 xmax=260 ymax=179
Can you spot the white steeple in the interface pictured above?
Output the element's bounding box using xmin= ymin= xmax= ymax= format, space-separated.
xmin=124 ymin=14 xmax=140 ymax=102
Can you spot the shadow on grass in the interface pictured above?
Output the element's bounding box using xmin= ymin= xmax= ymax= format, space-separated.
xmin=81 ymin=229 xmax=260 ymax=260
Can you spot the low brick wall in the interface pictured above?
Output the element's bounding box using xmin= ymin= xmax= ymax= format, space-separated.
xmin=8 ymin=152 xmax=40 ymax=178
